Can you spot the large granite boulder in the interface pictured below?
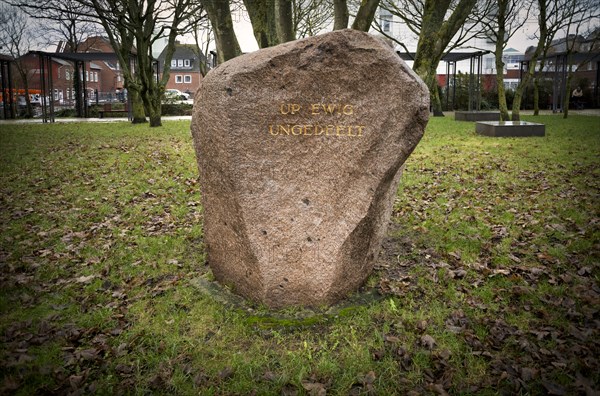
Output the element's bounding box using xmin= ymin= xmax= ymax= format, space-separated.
xmin=191 ymin=29 xmax=429 ymax=308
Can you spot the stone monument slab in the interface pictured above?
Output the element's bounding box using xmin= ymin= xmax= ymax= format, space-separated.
xmin=455 ymin=111 xmax=501 ymax=122
xmin=191 ymin=29 xmax=429 ymax=308
xmin=476 ymin=121 xmax=545 ymax=137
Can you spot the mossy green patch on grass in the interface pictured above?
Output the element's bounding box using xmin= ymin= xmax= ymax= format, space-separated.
xmin=1 ymin=115 xmax=599 ymax=394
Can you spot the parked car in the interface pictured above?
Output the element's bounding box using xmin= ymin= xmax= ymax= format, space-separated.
xmin=164 ymin=89 xmax=190 ymax=101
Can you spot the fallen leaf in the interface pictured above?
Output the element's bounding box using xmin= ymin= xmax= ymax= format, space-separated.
xmin=363 ymin=371 xmax=376 ymax=385
xmin=427 ymin=382 xmax=450 ymax=396
xmin=541 ymin=379 xmax=567 ymax=395
xmin=421 ymin=334 xmax=436 ymax=349
xmin=301 ymin=380 xmax=327 ymax=396
xmin=281 ymin=383 xmax=299 ymax=396
xmin=75 ymin=275 xmax=96 ymax=284
xmin=218 ymin=367 xmax=234 ymax=380
xmin=384 ymin=334 xmax=400 ymax=343
xmin=262 ymin=371 xmax=277 ymax=382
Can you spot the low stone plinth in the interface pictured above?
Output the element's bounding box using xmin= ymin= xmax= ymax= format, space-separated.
xmin=455 ymin=111 xmax=500 ymax=121
xmin=476 ymin=121 xmax=545 ymax=137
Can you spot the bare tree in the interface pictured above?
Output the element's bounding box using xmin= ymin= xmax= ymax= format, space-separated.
xmin=293 ymin=0 xmax=333 ymax=38
xmin=276 ymin=0 xmax=295 ymax=42
xmin=479 ymin=0 xmax=531 ymax=120
xmin=351 ymin=0 xmax=380 ymax=31
xmin=0 ymin=3 xmax=35 ymax=117
xmin=244 ymin=0 xmax=334 ymax=45
xmin=243 ymin=0 xmax=281 ymax=48
xmin=558 ymin=0 xmax=599 ymax=118
xmin=202 ymin=0 xmax=242 ymax=64
xmin=379 ymin=0 xmax=494 ymax=116
xmin=506 ymin=0 xmax=597 ymax=120
xmin=190 ymin=7 xmax=214 ymax=77
xmin=79 ymin=0 xmax=205 ymax=127
xmin=333 ymin=0 xmax=349 ymax=30
xmin=529 ymin=0 xmax=572 ymax=115
xmin=10 ymin=0 xmax=102 ymax=117
xmin=202 ymin=0 xmax=381 ymax=66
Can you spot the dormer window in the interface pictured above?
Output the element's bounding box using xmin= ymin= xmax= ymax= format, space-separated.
xmin=171 ymin=60 xmax=176 ymax=68
xmin=184 ymin=59 xmax=190 ymax=67
xmin=177 ymin=59 xmax=183 ymax=67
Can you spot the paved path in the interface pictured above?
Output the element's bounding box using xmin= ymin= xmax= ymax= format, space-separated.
xmin=0 ymin=115 xmax=193 ymax=124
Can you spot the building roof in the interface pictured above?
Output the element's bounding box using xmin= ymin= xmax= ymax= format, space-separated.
xmin=397 ymin=50 xmax=491 ymax=62
xmin=30 ymin=51 xmax=122 ymax=62
xmin=54 ymin=58 xmax=71 ymax=66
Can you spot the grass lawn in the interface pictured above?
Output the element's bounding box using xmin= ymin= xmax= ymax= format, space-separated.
xmin=1 ymin=115 xmax=598 ymax=395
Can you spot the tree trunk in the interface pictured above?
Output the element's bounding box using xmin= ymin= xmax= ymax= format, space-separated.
xmin=533 ymin=75 xmax=540 ymax=115
xmin=494 ymin=0 xmax=510 ymax=121
xmin=244 ymin=0 xmax=279 ymax=48
xmin=333 ymin=0 xmax=349 ymax=30
xmin=496 ymin=71 xmax=510 ymax=121
xmin=275 ymin=0 xmax=294 ymax=43
xmin=127 ymin=86 xmax=147 ymax=124
xmin=431 ymin=86 xmax=444 ymax=116
xmin=532 ymin=55 xmax=549 ymax=116
xmin=414 ymin=59 xmax=443 ymax=116
xmin=73 ymin=67 xmax=83 ymax=117
xmin=147 ymin=97 xmax=162 ymax=127
xmin=17 ymin=67 xmax=33 ymax=118
xmin=202 ymin=0 xmax=241 ymax=63
xmin=562 ymin=63 xmax=573 ymax=119
xmin=511 ymin=0 xmax=547 ymax=121
xmin=351 ymin=0 xmax=380 ymax=32
xmin=23 ymin=85 xmax=33 ymax=118
xmin=412 ymin=0 xmax=477 ymax=117
xmin=140 ymin=46 xmax=164 ymax=127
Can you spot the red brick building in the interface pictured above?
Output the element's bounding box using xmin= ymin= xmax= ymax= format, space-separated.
xmin=157 ymin=42 xmax=204 ymax=96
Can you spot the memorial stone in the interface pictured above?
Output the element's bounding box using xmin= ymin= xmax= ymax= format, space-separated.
xmin=191 ymin=29 xmax=429 ymax=308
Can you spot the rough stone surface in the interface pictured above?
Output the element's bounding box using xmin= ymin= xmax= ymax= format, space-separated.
xmin=191 ymin=29 xmax=429 ymax=308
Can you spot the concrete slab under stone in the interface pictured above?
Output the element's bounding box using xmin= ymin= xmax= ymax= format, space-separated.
xmin=476 ymin=121 xmax=545 ymax=137
xmin=455 ymin=111 xmax=500 ymax=122
xmin=190 ymin=276 xmax=384 ymax=327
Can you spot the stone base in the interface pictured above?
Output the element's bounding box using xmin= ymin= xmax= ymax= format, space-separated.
xmin=455 ymin=111 xmax=501 ymax=121
xmin=476 ymin=121 xmax=545 ymax=137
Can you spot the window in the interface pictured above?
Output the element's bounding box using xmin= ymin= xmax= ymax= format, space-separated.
xmin=117 ymin=74 xmax=121 ymax=82
xmin=86 ymin=71 xmax=89 ymax=81
xmin=175 ymin=75 xmax=183 ymax=83
xmin=184 ymin=75 xmax=192 ymax=83
xmin=66 ymin=70 xmax=71 ymax=80
xmin=184 ymin=59 xmax=190 ymax=67
xmin=177 ymin=59 xmax=183 ymax=67
xmin=380 ymin=9 xmax=392 ymax=33
xmin=171 ymin=60 xmax=177 ymax=68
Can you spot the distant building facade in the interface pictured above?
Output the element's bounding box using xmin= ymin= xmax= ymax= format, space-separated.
xmin=157 ymin=41 xmax=206 ymax=96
